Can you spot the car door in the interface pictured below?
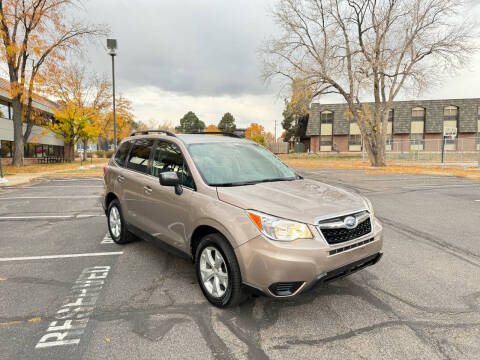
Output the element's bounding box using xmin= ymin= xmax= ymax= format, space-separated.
xmin=142 ymin=140 xmax=195 ymax=253
xmin=109 ymin=140 xmax=133 ymax=220
xmin=122 ymin=138 xmax=155 ymax=228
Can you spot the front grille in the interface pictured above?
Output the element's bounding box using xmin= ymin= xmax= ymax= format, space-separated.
xmin=268 ymin=282 xmax=304 ymax=296
xmin=320 ymin=217 xmax=372 ymax=245
xmin=329 ymin=237 xmax=374 ymax=255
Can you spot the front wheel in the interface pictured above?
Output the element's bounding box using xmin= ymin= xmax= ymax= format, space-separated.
xmin=195 ymin=233 xmax=247 ymax=307
xmin=107 ymin=199 xmax=133 ymax=244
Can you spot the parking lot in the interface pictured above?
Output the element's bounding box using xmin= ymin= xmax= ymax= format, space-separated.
xmin=1 ymin=170 xmax=479 ymax=359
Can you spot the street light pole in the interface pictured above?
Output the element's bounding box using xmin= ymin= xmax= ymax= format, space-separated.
xmin=107 ymin=39 xmax=118 ymax=150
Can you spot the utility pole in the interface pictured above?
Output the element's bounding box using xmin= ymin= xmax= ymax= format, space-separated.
xmin=107 ymin=39 xmax=118 ymax=150
xmin=274 ymin=120 xmax=277 ymax=141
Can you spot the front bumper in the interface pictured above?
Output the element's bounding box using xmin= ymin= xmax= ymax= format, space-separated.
xmin=235 ymin=218 xmax=383 ymax=297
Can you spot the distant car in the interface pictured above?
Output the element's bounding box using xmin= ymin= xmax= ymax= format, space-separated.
xmin=103 ymin=130 xmax=383 ymax=307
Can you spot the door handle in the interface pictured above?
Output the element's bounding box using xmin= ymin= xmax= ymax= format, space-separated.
xmin=117 ymin=175 xmax=125 ymax=183
xmin=144 ymin=185 xmax=152 ymax=194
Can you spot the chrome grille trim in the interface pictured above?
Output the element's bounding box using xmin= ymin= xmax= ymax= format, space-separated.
xmin=316 ymin=210 xmax=373 ymax=246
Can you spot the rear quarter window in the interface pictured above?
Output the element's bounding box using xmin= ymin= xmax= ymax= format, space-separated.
xmin=114 ymin=141 xmax=131 ymax=167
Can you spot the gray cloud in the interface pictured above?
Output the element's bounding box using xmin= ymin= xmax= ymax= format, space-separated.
xmin=85 ymin=0 xmax=276 ymax=97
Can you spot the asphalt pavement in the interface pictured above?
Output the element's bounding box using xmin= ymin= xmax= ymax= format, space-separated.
xmin=0 ymin=171 xmax=479 ymax=359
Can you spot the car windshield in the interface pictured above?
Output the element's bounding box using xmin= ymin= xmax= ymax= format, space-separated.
xmin=188 ymin=142 xmax=297 ymax=186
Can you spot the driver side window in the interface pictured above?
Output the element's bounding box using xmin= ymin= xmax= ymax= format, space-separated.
xmin=151 ymin=141 xmax=195 ymax=189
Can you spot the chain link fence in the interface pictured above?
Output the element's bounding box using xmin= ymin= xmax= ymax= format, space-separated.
xmin=383 ymin=136 xmax=480 ymax=166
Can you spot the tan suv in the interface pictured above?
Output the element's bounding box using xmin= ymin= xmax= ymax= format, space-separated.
xmin=103 ymin=130 xmax=383 ymax=307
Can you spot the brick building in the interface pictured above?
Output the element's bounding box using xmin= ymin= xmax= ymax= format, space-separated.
xmin=306 ymin=98 xmax=480 ymax=153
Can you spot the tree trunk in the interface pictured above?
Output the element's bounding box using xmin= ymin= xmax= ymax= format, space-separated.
xmin=64 ymin=142 xmax=74 ymax=163
xmin=363 ymin=133 xmax=387 ymax=167
xmin=12 ymin=98 xmax=25 ymax=167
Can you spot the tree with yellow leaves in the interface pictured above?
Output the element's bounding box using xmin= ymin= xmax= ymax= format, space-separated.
xmin=49 ymin=102 xmax=99 ymax=162
xmin=245 ymin=123 xmax=266 ymax=146
xmin=0 ymin=0 xmax=106 ymax=166
xmin=205 ymin=124 xmax=220 ymax=133
xmin=44 ymin=64 xmax=111 ymax=161
xmin=97 ymin=96 xmax=136 ymax=148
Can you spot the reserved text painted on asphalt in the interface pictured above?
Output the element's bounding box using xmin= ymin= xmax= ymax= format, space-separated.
xmin=35 ymin=265 xmax=111 ymax=349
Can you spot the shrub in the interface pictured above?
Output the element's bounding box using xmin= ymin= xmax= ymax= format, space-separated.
xmin=105 ymin=150 xmax=114 ymax=158
xmin=95 ymin=150 xmax=105 ymax=158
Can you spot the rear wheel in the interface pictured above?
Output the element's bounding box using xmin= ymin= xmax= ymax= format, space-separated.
xmin=107 ymin=199 xmax=133 ymax=244
xmin=195 ymin=233 xmax=247 ymax=307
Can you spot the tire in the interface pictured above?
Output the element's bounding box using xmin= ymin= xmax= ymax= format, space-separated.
xmin=195 ymin=233 xmax=247 ymax=308
xmin=107 ymin=199 xmax=133 ymax=244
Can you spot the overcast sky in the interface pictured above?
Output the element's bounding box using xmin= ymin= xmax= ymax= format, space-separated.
xmin=83 ymin=0 xmax=480 ymax=134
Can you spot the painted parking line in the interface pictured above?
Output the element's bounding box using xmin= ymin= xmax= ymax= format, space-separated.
xmin=101 ymin=233 xmax=114 ymax=244
xmin=0 ymin=214 xmax=104 ymax=220
xmin=0 ymin=252 xmax=123 ymax=262
xmin=14 ymin=186 xmax=103 ymax=189
xmin=35 ymin=178 xmax=102 ymax=182
xmin=0 ymin=196 xmax=100 ymax=200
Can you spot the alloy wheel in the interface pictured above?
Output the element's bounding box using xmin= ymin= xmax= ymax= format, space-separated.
xmin=199 ymin=246 xmax=229 ymax=298
xmin=109 ymin=206 xmax=121 ymax=238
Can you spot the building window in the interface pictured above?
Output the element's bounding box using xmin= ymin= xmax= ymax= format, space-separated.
xmin=320 ymin=135 xmax=333 ymax=147
xmin=320 ymin=110 xmax=333 ymax=124
xmin=410 ymin=134 xmax=424 ymax=146
xmin=0 ymin=101 xmax=10 ymax=119
xmin=410 ymin=107 xmax=425 ymax=150
xmin=388 ymin=109 xmax=394 ymax=121
xmin=412 ymin=107 xmax=426 ymax=120
xmin=443 ymin=106 xmax=458 ymax=150
xmin=349 ymin=134 xmax=362 ymax=146
xmin=1 ymin=140 xmax=13 ymax=157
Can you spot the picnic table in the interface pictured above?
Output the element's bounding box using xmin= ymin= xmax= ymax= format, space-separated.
xmin=36 ymin=155 xmax=64 ymax=164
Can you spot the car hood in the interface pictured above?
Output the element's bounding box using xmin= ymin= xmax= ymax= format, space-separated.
xmin=216 ymin=179 xmax=367 ymax=225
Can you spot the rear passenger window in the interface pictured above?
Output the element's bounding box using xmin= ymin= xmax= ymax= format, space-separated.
xmin=114 ymin=141 xmax=131 ymax=167
xmin=126 ymin=139 xmax=154 ymax=173
xmin=152 ymin=141 xmax=195 ymax=189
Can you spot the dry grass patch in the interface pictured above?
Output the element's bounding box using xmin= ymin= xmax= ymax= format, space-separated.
xmin=279 ymin=154 xmax=480 ymax=180
xmin=2 ymin=159 xmax=108 ymax=176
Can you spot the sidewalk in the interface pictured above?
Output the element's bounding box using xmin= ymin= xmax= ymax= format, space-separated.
xmin=0 ymin=164 xmax=105 ymax=187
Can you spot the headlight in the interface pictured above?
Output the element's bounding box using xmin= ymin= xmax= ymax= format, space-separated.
xmin=247 ymin=210 xmax=312 ymax=241
xmin=363 ymin=197 xmax=375 ymax=218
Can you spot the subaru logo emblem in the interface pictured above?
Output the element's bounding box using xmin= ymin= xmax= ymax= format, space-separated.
xmin=344 ymin=216 xmax=357 ymax=229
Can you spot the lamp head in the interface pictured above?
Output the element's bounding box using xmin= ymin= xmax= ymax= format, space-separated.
xmin=107 ymin=39 xmax=117 ymax=55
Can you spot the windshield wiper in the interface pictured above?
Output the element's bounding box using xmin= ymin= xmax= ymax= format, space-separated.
xmin=213 ymin=178 xmax=296 ymax=187
xmin=253 ymin=177 xmax=296 ymax=184
xmin=211 ymin=181 xmax=257 ymax=187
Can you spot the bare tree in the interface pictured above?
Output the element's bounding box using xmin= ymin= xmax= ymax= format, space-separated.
xmin=0 ymin=0 xmax=107 ymax=166
xmin=261 ymin=0 xmax=477 ymax=166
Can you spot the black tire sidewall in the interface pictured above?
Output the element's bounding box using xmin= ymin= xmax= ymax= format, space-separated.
xmin=195 ymin=234 xmax=241 ymax=307
xmin=107 ymin=199 xmax=127 ymax=244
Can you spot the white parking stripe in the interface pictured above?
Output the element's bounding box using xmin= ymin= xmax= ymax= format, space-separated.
xmin=101 ymin=233 xmax=114 ymax=244
xmin=36 ymin=178 xmax=102 ymax=182
xmin=0 ymin=196 xmax=100 ymax=200
xmin=0 ymin=214 xmax=103 ymax=220
xmin=0 ymin=252 xmax=123 ymax=262
xmin=16 ymin=186 xmax=103 ymax=189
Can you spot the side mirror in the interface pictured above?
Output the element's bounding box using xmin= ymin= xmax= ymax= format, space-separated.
xmin=159 ymin=171 xmax=183 ymax=195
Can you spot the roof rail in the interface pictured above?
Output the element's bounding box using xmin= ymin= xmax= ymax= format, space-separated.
xmin=130 ymin=129 xmax=176 ymax=137
xmin=191 ymin=132 xmax=241 ymax=138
